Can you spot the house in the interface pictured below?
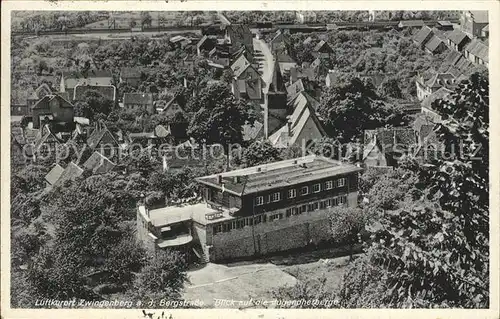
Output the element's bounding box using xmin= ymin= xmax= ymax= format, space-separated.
xmin=30 ymin=125 xmax=64 ymax=162
xmin=440 ymin=50 xmax=473 ymax=77
xmin=415 ymin=71 xmax=456 ymax=101
xmin=460 ymin=11 xmax=488 ymax=38
xmin=363 ymin=127 xmax=418 ymax=167
xmin=197 ymin=35 xmax=217 ymax=56
xmin=270 ymin=30 xmax=290 ymax=53
xmin=424 ymin=35 xmax=448 ymax=55
xmin=286 ymin=78 xmax=319 ymax=99
xmin=31 ymin=94 xmax=74 ymax=129
xmin=269 ymin=91 xmax=325 ymax=149
xmin=86 ymin=123 xmax=120 ymax=158
xmin=123 ymin=93 xmax=154 ymax=114
xmin=44 ymin=163 xmax=64 ymax=187
xmin=230 ymin=54 xmax=262 ymax=101
xmin=420 ymin=87 xmax=453 ymax=122
xmin=265 ymin=60 xmax=289 ymax=138
xmin=436 ymin=20 xmax=454 ymax=31
xmin=170 ymin=35 xmax=192 ymax=49
xmin=208 ymin=45 xmax=230 ymax=67
xmin=156 ymin=93 xmax=186 ymax=117
xmin=296 ymin=11 xmax=317 ymax=24
xmin=446 ymin=29 xmax=471 ymax=52
xmin=224 ymin=24 xmax=254 ymax=54
xmin=119 ymin=67 xmax=142 ymax=87
xmin=276 ymin=51 xmax=297 ymax=76
xmin=73 ymin=84 xmax=117 ymax=102
xmin=312 ymin=40 xmax=333 ymax=58
xmin=412 ymin=26 xmax=434 ymax=48
xmin=59 ymin=70 xmax=113 ymax=101
xmin=53 ymin=162 xmax=84 ymax=187
xmin=398 ymin=20 xmax=425 ymax=29
xmin=137 ymin=155 xmax=363 ymax=262
xmin=464 ymin=38 xmax=489 ymax=66
xmin=289 ymin=66 xmax=317 ymax=84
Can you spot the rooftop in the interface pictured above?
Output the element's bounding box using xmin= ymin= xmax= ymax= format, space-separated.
xmin=146 ymin=202 xmax=234 ymax=227
xmin=196 ymin=155 xmax=363 ymax=196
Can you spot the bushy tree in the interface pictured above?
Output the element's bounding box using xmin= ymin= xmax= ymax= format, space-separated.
xmin=329 ymin=207 xmax=366 ymax=260
xmin=241 ymin=140 xmax=282 ymax=167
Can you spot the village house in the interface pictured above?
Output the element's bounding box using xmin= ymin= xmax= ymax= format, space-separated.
xmin=224 ymin=24 xmax=254 ymax=54
xmin=289 ymin=64 xmax=318 ymax=85
xmin=420 ymin=87 xmax=453 ymax=122
xmin=415 ymin=71 xmax=456 ymax=101
xmin=137 ymin=155 xmax=363 ymax=262
xmin=460 ymin=10 xmax=488 ymax=38
xmin=439 ymin=50 xmax=474 ymax=77
xmin=119 ymin=67 xmax=142 ymax=87
xmin=196 ymin=35 xmax=217 ymax=56
xmin=446 ymin=29 xmax=471 ymax=52
xmin=170 ymin=35 xmax=192 ymax=49
xmin=208 ymin=45 xmax=231 ymax=67
xmin=276 ymin=51 xmax=298 ymax=77
xmin=312 ymin=40 xmax=333 ymax=58
xmin=412 ymin=26 xmax=434 ymax=48
xmin=86 ymin=122 xmax=120 ymax=159
xmin=464 ymin=38 xmax=489 ymax=67
xmin=59 ymin=70 xmax=113 ymax=102
xmin=424 ymin=35 xmax=448 ymax=55
xmin=435 ymin=20 xmax=454 ymax=31
xmin=269 ymin=91 xmax=325 ymax=149
xmin=82 ymin=151 xmax=116 ymax=175
xmin=31 ymin=94 xmax=74 ymax=130
xmin=270 ymin=29 xmax=290 ymax=53
xmin=398 ymin=20 xmax=425 ymax=29
xmin=230 ymin=53 xmax=262 ymax=101
xmin=122 ymin=93 xmax=155 ymax=114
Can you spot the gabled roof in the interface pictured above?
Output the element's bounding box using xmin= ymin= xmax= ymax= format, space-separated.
xmin=230 ymin=54 xmax=252 ymax=78
xmin=62 ymin=70 xmax=113 ymax=89
xmin=54 ymin=162 xmax=83 ymax=186
xmin=123 ymin=93 xmax=153 ymax=105
xmin=425 ymin=35 xmax=446 ymax=53
xmin=35 ymin=83 xmax=53 ymax=99
xmin=313 ymin=40 xmax=333 ymax=53
xmin=464 ymin=39 xmax=488 ymax=62
xmin=446 ymin=29 xmax=470 ymax=45
xmin=287 ymin=91 xmax=320 ymax=112
xmin=482 ymin=24 xmax=489 ymax=32
xmin=32 ymin=94 xmax=73 ymax=110
xmin=287 ymin=79 xmax=305 ymax=96
xmin=303 ymin=37 xmax=313 ymax=45
xmin=45 ymin=164 xmax=64 ymax=186
xmin=82 ymin=151 xmax=116 ymax=174
xmin=87 ymin=127 xmax=118 ymax=149
xmin=74 ymin=84 xmax=116 ymax=102
xmin=425 ymin=73 xmax=455 ymax=89
xmin=413 ymin=26 xmax=434 ymax=45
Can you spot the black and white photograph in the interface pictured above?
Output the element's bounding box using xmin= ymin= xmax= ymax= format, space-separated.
xmin=2 ymin=2 xmax=498 ymax=316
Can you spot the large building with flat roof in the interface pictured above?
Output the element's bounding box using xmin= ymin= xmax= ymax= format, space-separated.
xmin=137 ymin=155 xmax=363 ymax=262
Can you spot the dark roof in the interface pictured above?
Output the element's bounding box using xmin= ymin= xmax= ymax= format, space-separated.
xmin=44 ymin=164 xmax=64 ymax=185
xmin=269 ymin=60 xmax=286 ymax=93
xmin=313 ymin=40 xmax=332 ymax=53
xmin=437 ymin=20 xmax=453 ymax=26
xmin=425 ymin=35 xmax=446 ymax=53
xmin=74 ymin=85 xmax=116 ymax=101
xmin=446 ymin=29 xmax=470 ymax=45
xmin=120 ymin=67 xmax=141 ymax=79
xmin=195 ymin=155 xmax=362 ymax=196
xmin=32 ymin=94 xmax=73 ymax=110
xmin=464 ymin=39 xmax=488 ymax=63
xmin=82 ymin=151 xmax=116 ymax=174
xmin=413 ymin=26 xmax=433 ymax=45
xmin=87 ymin=127 xmax=118 ymax=149
xmin=123 ymin=93 xmax=153 ymax=105
xmin=226 ymin=24 xmax=253 ymax=52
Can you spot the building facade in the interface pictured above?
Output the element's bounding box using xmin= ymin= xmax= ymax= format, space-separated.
xmin=136 ymin=155 xmax=363 ymax=262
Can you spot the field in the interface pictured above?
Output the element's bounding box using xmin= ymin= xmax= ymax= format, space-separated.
xmin=84 ymin=12 xmax=217 ymax=29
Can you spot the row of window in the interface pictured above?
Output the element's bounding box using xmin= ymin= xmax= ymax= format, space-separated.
xmin=212 ymin=194 xmax=348 ymax=235
xmin=255 ymin=178 xmax=346 ymax=206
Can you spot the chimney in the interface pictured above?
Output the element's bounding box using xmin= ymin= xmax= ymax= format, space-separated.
xmin=256 ymin=167 xmax=262 ymax=172
xmin=183 ymin=77 xmax=188 ymax=88
xmin=233 ymin=176 xmax=240 ymax=184
xmin=217 ymin=175 xmax=223 ymax=184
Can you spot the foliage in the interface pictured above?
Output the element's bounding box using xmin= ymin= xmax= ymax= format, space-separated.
xmin=187 ymin=82 xmax=255 ymax=150
xmin=318 ymin=76 xmax=407 ymax=142
xmin=378 ymin=77 xmax=402 ymax=99
xmin=74 ymin=90 xmax=114 ymax=121
xmin=133 ymin=250 xmax=188 ymax=301
xmin=241 ymin=140 xmax=282 ymax=167
xmin=272 ymin=276 xmax=337 ymax=309
xmin=329 ymin=207 xmax=366 ymax=259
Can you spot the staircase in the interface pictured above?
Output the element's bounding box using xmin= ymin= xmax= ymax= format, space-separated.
xmin=192 ymin=245 xmax=210 ymax=264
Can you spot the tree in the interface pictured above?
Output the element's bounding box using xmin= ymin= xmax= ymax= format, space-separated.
xmin=74 ymin=90 xmax=114 ymax=121
xmin=329 ymin=207 xmax=366 ymax=260
xmin=37 ymin=59 xmax=48 ymax=75
xmin=129 ymin=19 xmax=137 ymax=29
xmin=378 ymin=77 xmax=403 ymax=99
xmin=336 ymin=73 xmax=490 ymax=308
xmin=187 ymin=82 xmax=255 ymax=154
xmin=318 ymin=76 xmax=406 ymax=142
xmin=133 ymin=250 xmax=188 ymax=302
xmin=241 ymin=140 xmax=282 ymax=167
